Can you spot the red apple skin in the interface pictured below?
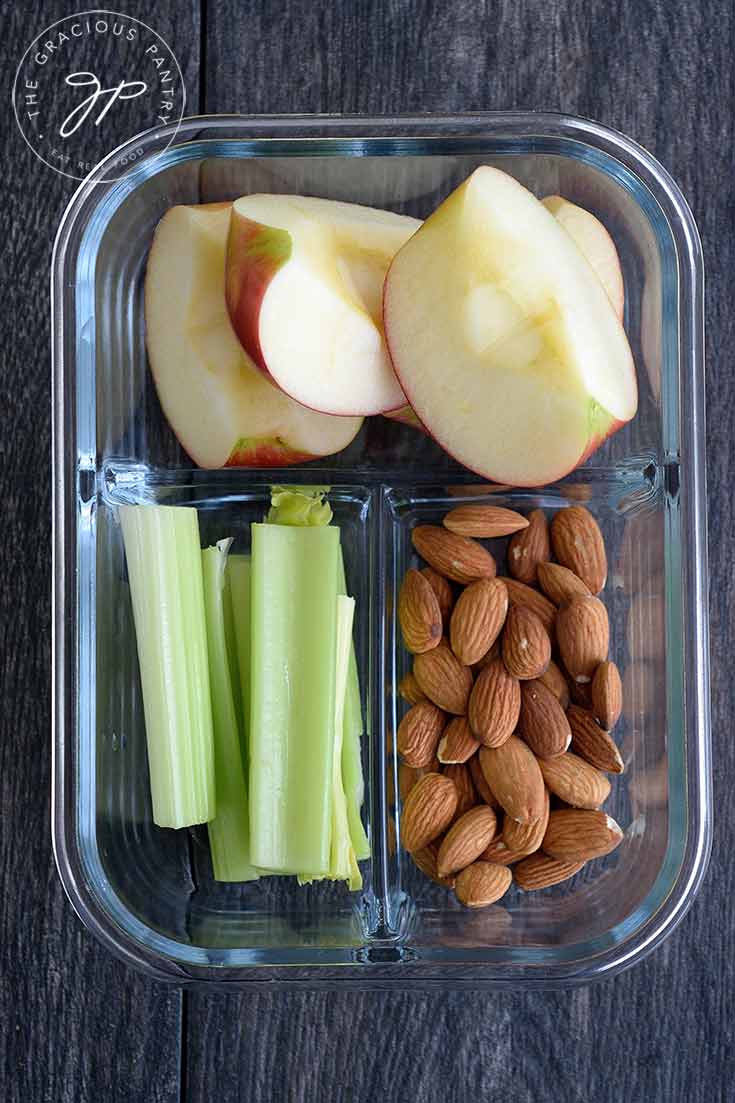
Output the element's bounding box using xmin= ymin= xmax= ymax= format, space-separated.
xmin=224 ymin=436 xmax=319 ymax=467
xmin=225 ymin=215 xmax=292 ymax=377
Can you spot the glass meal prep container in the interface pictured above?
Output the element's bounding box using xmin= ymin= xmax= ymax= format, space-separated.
xmin=52 ymin=112 xmax=710 ymax=988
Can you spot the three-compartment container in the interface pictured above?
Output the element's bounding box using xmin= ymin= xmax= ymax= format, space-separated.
xmin=52 ymin=113 xmax=710 ymax=987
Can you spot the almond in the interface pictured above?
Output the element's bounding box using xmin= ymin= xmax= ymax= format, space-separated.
xmin=398 ymin=670 xmax=426 ymax=706
xmin=450 ymin=578 xmax=508 ymax=665
xmin=502 ymin=789 xmax=549 ymax=854
xmin=503 ymin=578 xmax=557 ymax=636
xmin=442 ymin=504 xmax=529 ymax=538
xmin=556 ymin=596 xmax=609 ymax=684
xmin=567 ymin=706 xmax=624 ymax=774
xmin=396 ymin=701 xmax=446 ymax=767
xmin=479 ymin=736 xmax=546 ymax=823
xmin=507 ymin=509 xmax=550 ymax=585
xmin=442 ymin=762 xmax=477 ymax=818
xmin=479 ymin=836 xmax=528 ymax=865
xmin=411 ymin=841 xmax=456 ymax=888
xmin=502 ymin=605 xmax=551 ymax=680
xmin=400 ymin=772 xmax=458 ymax=852
xmin=537 ymin=659 xmax=570 ymax=710
xmin=551 ymin=507 xmax=607 ymax=594
xmin=455 ymin=861 xmax=512 ymax=907
xmin=398 ymin=760 xmax=439 ymax=801
xmin=437 ymin=716 xmax=480 ymax=764
xmin=468 ymin=659 xmax=521 ymax=747
xmin=537 ymin=562 xmax=591 ymax=606
xmin=543 ymin=809 xmax=623 ymax=861
xmin=518 ymin=680 xmax=571 ymax=758
xmin=437 ymin=805 xmax=498 ymax=876
xmin=412 ymin=525 xmax=496 ymax=585
xmin=420 ymin=566 xmax=454 ymax=627
xmin=414 ymin=640 xmax=473 ymax=714
xmin=591 ymin=660 xmax=623 ymax=729
xmin=398 ymin=568 xmax=443 ymax=654
xmin=469 ymin=754 xmax=500 ymax=810
xmin=538 ymin=751 xmax=611 ymax=809
xmin=514 ymin=854 xmax=585 ymax=891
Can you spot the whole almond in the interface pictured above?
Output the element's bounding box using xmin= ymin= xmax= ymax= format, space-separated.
xmin=479 ymin=736 xmax=546 ymax=823
xmin=543 ymin=809 xmax=623 ymax=861
xmin=502 ymin=789 xmax=549 ymax=854
xmin=518 ymin=680 xmax=571 ymax=758
xmin=538 ymin=660 xmax=570 ymax=710
xmin=396 ymin=701 xmax=446 ymax=767
xmin=557 ymin=596 xmax=609 ymax=684
xmin=450 ymin=578 xmax=508 ymax=665
xmin=412 ymin=525 xmax=496 ymax=585
xmin=567 ymin=705 xmax=624 ymax=773
xmin=537 ymin=562 xmax=591 ymax=606
xmin=398 ymin=760 xmax=440 ymax=801
xmin=538 ymin=751 xmax=611 ymax=809
xmin=398 ymin=569 xmax=443 ymax=654
xmin=502 ymin=605 xmax=551 ymax=680
xmin=514 ymin=854 xmax=585 ymax=891
xmin=442 ymin=762 xmax=477 ymax=818
xmin=504 ymin=578 xmax=557 ymax=636
xmin=437 ymin=805 xmax=498 ymax=877
xmin=398 ymin=670 xmax=426 ymax=706
xmin=443 ymin=504 xmax=529 ymax=538
xmin=479 ymin=836 xmax=528 ymax=865
xmin=455 ymin=861 xmax=512 ymax=907
xmin=438 ymin=716 xmax=480 ymax=764
xmin=591 ymin=660 xmax=623 ymax=729
xmin=411 ymin=841 xmax=456 ymax=888
xmin=421 ymin=567 xmax=454 ymax=627
xmin=469 ymin=754 xmax=500 ymax=810
xmin=414 ymin=640 xmax=473 ymax=714
xmin=551 ymin=507 xmax=607 ymax=594
xmin=468 ymin=659 xmax=521 ymax=747
xmin=400 ymin=772 xmax=458 ymax=852
xmin=507 ymin=509 xmax=550 ymax=585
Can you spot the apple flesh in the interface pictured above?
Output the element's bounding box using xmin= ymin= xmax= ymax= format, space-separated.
xmin=383 ymin=167 xmax=637 ymax=487
xmin=144 ymin=203 xmax=363 ymax=467
xmin=541 ymin=195 xmax=625 ymax=321
xmin=226 ymin=194 xmax=420 ymax=416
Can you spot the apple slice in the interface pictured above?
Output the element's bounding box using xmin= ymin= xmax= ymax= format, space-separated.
xmin=226 ymin=194 xmax=420 ymax=416
xmin=541 ymin=195 xmax=625 ymax=321
xmin=145 ymin=203 xmax=363 ymax=467
xmin=383 ymin=167 xmax=637 ymax=487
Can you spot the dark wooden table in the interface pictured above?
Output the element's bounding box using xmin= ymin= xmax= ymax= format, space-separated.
xmin=2 ymin=1 xmax=732 ymax=1099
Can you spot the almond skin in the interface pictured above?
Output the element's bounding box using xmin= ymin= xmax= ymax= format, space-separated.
xmin=396 ymin=701 xmax=446 ymax=767
xmin=518 ymin=679 xmax=572 ymax=758
xmin=502 ymin=605 xmax=551 ymax=680
xmin=468 ymin=659 xmax=521 ymax=747
xmin=591 ymin=660 xmax=623 ymax=729
xmin=437 ymin=805 xmax=498 ymax=877
xmin=398 ymin=568 xmax=443 ymax=654
xmin=567 ymin=705 xmax=624 ymax=773
xmin=551 ymin=507 xmax=608 ymax=594
xmin=538 ymin=751 xmax=611 ymax=809
xmin=556 ymin=596 xmax=609 ymax=684
xmin=507 ymin=509 xmax=550 ymax=585
xmin=414 ymin=639 xmax=473 ymax=714
xmin=412 ymin=525 xmax=496 ymax=585
xmin=538 ymin=660 xmax=570 ymax=710
xmin=469 ymin=754 xmax=500 ymax=810
xmin=437 ymin=716 xmax=480 ymax=764
xmin=421 ymin=567 xmax=454 ymax=627
xmin=442 ymin=762 xmax=477 ymax=818
xmin=543 ymin=809 xmax=623 ymax=861
xmin=398 ymin=760 xmax=440 ymax=801
xmin=502 ymin=789 xmax=549 ymax=854
xmin=537 ymin=562 xmax=591 ymax=606
xmin=479 ymin=736 xmax=547 ymax=823
xmin=398 ymin=671 xmax=426 ymax=706
xmin=400 ymin=772 xmax=458 ymax=852
xmin=411 ymin=841 xmax=456 ymax=888
xmin=443 ymin=504 xmax=529 ymax=538
xmin=503 ymin=578 xmax=557 ymax=636
xmin=514 ymin=854 xmax=585 ymax=891
xmin=450 ymin=578 xmax=508 ymax=665
xmin=479 ymin=836 xmax=528 ymax=866
xmin=455 ymin=861 xmax=512 ymax=907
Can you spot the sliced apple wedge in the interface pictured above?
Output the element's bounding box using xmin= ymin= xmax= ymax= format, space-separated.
xmin=383 ymin=167 xmax=637 ymax=487
xmin=145 ymin=203 xmax=363 ymax=467
xmin=226 ymin=194 xmax=420 ymax=416
xmin=541 ymin=195 xmax=625 ymax=321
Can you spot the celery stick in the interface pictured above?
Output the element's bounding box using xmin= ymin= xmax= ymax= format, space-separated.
xmin=119 ymin=504 xmax=215 ymax=829
xmin=266 ymin=486 xmax=332 ymax=526
xmin=337 ymin=552 xmax=370 ymax=861
xmin=331 ymin=596 xmax=361 ymax=887
xmin=249 ymin=523 xmax=339 ymax=874
xmin=227 ymin=555 xmax=252 ymax=764
xmin=202 ymin=541 xmax=258 ymax=882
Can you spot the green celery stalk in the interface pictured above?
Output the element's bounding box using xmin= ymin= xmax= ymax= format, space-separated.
xmin=119 ymin=504 xmax=215 ymax=829
xmin=226 ymin=554 xmax=252 ymax=765
xmin=337 ymin=552 xmax=370 ymax=861
xmin=202 ymin=540 xmax=258 ymax=882
xmin=328 ymin=596 xmax=361 ymax=887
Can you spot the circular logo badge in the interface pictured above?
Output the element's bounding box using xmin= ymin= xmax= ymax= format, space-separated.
xmin=12 ymin=10 xmax=185 ymax=182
